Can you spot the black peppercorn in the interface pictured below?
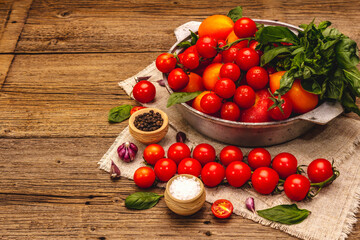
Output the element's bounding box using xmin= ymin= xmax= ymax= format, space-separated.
xmin=134 ymin=110 xmax=164 ymax=131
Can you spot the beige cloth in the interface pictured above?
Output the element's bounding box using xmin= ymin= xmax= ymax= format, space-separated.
xmin=98 ymin=62 xmax=360 ymax=240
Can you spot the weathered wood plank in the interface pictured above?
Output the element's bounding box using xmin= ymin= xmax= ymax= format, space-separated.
xmin=16 ymin=0 xmax=360 ymax=53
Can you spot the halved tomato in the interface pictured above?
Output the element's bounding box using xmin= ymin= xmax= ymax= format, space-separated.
xmin=211 ymin=199 xmax=233 ymax=219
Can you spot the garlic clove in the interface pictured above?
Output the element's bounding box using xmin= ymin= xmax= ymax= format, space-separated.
xmin=110 ymin=161 xmax=121 ymax=179
xmin=245 ymin=197 xmax=255 ymax=213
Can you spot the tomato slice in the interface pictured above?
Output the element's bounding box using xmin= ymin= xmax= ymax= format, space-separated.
xmin=211 ymin=199 xmax=233 ymax=219
xmin=130 ymin=106 xmax=146 ymax=115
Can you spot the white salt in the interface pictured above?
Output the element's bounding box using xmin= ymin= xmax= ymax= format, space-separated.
xmin=169 ymin=175 xmax=201 ymax=200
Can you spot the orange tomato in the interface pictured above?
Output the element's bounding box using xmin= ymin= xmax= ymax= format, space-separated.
xmin=198 ymin=15 xmax=234 ymax=41
xmin=181 ymin=72 xmax=205 ymax=92
xmin=192 ymin=91 xmax=211 ymax=113
xmin=226 ymin=30 xmax=249 ymax=48
xmin=202 ymin=63 xmax=223 ymax=90
xmin=269 ymin=71 xmax=319 ymax=114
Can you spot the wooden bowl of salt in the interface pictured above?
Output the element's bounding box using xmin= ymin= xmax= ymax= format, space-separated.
xmin=164 ymin=174 xmax=206 ymax=216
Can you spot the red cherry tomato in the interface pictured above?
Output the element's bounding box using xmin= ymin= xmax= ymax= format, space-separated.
xmin=249 ymin=41 xmax=263 ymax=56
xmin=200 ymin=92 xmax=222 ymax=114
xmin=221 ymin=46 xmax=239 ymax=63
xmin=133 ymin=167 xmax=156 ymax=188
xmin=156 ymin=53 xmax=177 ymax=73
xmin=220 ymin=102 xmax=241 ymax=121
xmin=246 ymin=66 xmax=269 ymax=90
xmin=168 ymin=68 xmax=190 ymax=91
xmin=220 ymin=146 xmax=243 ymax=166
xmin=248 ymin=148 xmax=271 ymax=170
xmin=177 ymin=158 xmax=202 ymax=177
xmin=182 ymin=51 xmax=200 ymax=70
xmin=211 ymin=199 xmax=233 ymax=219
xmin=220 ymin=63 xmax=241 ymax=82
xmin=272 ymin=152 xmax=298 ymax=179
xmin=233 ymin=85 xmax=256 ymax=109
xmin=235 ymin=48 xmax=260 ymax=71
xmin=193 ymin=143 xmax=216 ymax=166
xmin=307 ymin=158 xmax=333 ymax=183
xmin=143 ymin=144 xmax=165 ymax=165
xmin=212 ymin=53 xmax=222 ymax=63
xmin=154 ymin=158 xmax=177 ymax=182
xmin=268 ymin=96 xmax=293 ymax=121
xmin=196 ymin=36 xmax=218 ymax=58
xmin=234 ymin=17 xmax=257 ymax=38
xmin=214 ymin=78 xmax=236 ymax=99
xmin=284 ymin=174 xmax=310 ymax=201
xmin=225 ymin=161 xmax=251 ymax=187
xmin=167 ymin=142 xmax=191 ymax=165
xmin=133 ymin=81 xmax=156 ymax=103
xmin=201 ymin=162 xmax=225 ymax=187
xmin=251 ymin=167 xmax=279 ymax=194
xmin=130 ymin=106 xmax=147 ymax=115
xmin=217 ymin=39 xmax=226 ymax=48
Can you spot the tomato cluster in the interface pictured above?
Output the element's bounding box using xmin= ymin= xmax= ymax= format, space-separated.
xmin=155 ymin=16 xmax=319 ymax=122
xmin=133 ymin=141 xmax=338 ymax=202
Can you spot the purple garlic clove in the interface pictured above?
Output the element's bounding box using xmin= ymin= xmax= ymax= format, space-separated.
xmin=117 ymin=141 xmax=138 ymax=163
xmin=176 ymin=131 xmax=187 ymax=143
xmin=156 ymin=79 xmax=166 ymax=87
xmin=245 ymin=197 xmax=255 ymax=213
xmin=110 ymin=160 xmax=121 ymax=179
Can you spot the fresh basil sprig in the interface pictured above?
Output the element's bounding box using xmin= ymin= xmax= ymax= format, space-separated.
xmin=125 ymin=192 xmax=163 ymax=210
xmin=108 ymin=105 xmax=133 ymax=123
xmin=167 ymin=91 xmax=202 ymax=107
xmin=227 ymin=6 xmax=243 ymax=22
xmin=257 ymin=204 xmax=311 ymax=225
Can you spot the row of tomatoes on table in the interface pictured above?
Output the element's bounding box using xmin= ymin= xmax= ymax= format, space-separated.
xmin=133 ymin=142 xmax=336 ymax=202
xmin=154 ymin=16 xmax=319 ymax=122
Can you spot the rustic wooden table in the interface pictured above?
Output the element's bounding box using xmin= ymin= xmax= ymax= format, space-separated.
xmin=1 ymin=0 xmax=359 ymax=239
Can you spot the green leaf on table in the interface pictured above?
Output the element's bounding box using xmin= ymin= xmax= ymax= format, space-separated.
xmin=336 ymin=38 xmax=360 ymax=68
xmin=227 ymin=6 xmax=242 ymax=22
xmin=108 ymin=105 xmax=133 ymax=123
xmin=125 ymin=192 xmax=163 ymax=210
xmin=257 ymin=204 xmax=311 ymax=225
xmin=255 ymin=26 xmax=299 ymax=45
xmin=167 ymin=91 xmax=202 ymax=107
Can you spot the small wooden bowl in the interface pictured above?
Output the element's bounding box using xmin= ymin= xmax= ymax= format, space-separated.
xmin=164 ymin=174 xmax=206 ymax=216
xmin=128 ymin=108 xmax=169 ymax=145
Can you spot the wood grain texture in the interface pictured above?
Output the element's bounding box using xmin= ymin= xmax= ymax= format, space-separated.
xmin=0 ymin=0 xmax=360 ymax=239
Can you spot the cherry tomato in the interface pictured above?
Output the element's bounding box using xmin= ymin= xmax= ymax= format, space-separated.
xmin=167 ymin=142 xmax=191 ymax=165
xmin=248 ymin=148 xmax=271 ymax=170
xmin=201 ymin=162 xmax=225 ymax=187
xmin=133 ymin=80 xmax=156 ymax=103
xmin=221 ymin=46 xmax=239 ymax=63
xmin=272 ymin=152 xmax=298 ymax=179
xmin=220 ymin=146 xmax=243 ymax=166
xmin=268 ymin=96 xmax=293 ymax=121
xmin=182 ymin=51 xmax=200 ymax=70
xmin=220 ymin=102 xmax=241 ymax=121
xmin=193 ymin=143 xmax=216 ymax=166
xmin=284 ymin=174 xmax=310 ymax=201
xmin=200 ymin=92 xmax=222 ymax=114
xmin=212 ymin=53 xmax=222 ymax=63
xmin=211 ymin=199 xmax=233 ymax=219
xmin=217 ymin=39 xmax=226 ymax=48
xmin=130 ymin=106 xmax=147 ymax=115
xmin=156 ymin=53 xmax=177 ymax=73
xmin=235 ymin=48 xmax=260 ymax=71
xmin=233 ymin=85 xmax=256 ymax=109
xmin=154 ymin=158 xmax=177 ymax=182
xmin=202 ymin=63 xmax=223 ymax=90
xmin=168 ymin=68 xmax=189 ymax=91
xmin=214 ymin=78 xmax=236 ymax=99
xmin=192 ymin=91 xmax=211 ymax=113
xmin=249 ymin=41 xmax=263 ymax=56
xmin=307 ymin=158 xmax=333 ymax=183
xmin=225 ymin=161 xmax=251 ymax=187
xmin=234 ymin=17 xmax=257 ymax=38
xmin=133 ymin=167 xmax=156 ymax=188
xmin=177 ymin=158 xmax=202 ymax=177
xmin=181 ymin=72 xmax=204 ymax=93
xmin=251 ymin=167 xmax=279 ymax=194
xmin=196 ymin=36 xmax=218 ymax=58
xmin=220 ymin=63 xmax=241 ymax=82
xmin=143 ymin=144 xmax=165 ymax=165
xmin=246 ymin=66 xmax=269 ymax=90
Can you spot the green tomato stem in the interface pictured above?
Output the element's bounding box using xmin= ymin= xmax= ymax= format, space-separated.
xmin=219 ymin=37 xmax=255 ymax=51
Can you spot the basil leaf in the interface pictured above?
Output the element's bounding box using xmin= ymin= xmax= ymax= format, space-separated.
xmin=275 ymin=68 xmax=297 ymax=96
xmin=255 ymin=26 xmax=299 ymax=45
xmin=177 ymin=41 xmax=192 ymax=49
xmin=325 ymin=68 xmax=345 ymax=100
xmin=257 ymin=204 xmax=311 ymax=225
xmin=301 ymin=78 xmax=322 ymax=95
xmin=227 ymin=6 xmax=242 ymax=22
xmin=190 ymin=30 xmax=198 ymax=45
xmin=336 ymin=38 xmax=360 ymax=68
xmin=167 ymin=91 xmax=202 ymax=107
xmin=318 ymin=21 xmax=331 ymax=31
xmin=125 ymin=192 xmax=163 ymax=210
xmin=108 ymin=105 xmax=133 ymax=123
xmin=322 ymin=28 xmax=342 ymax=39
xmin=343 ymin=67 xmax=360 ymax=97
xmin=260 ymin=46 xmax=292 ymax=66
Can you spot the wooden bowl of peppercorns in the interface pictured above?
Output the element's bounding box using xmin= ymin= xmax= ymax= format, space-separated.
xmin=128 ymin=108 xmax=169 ymax=145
